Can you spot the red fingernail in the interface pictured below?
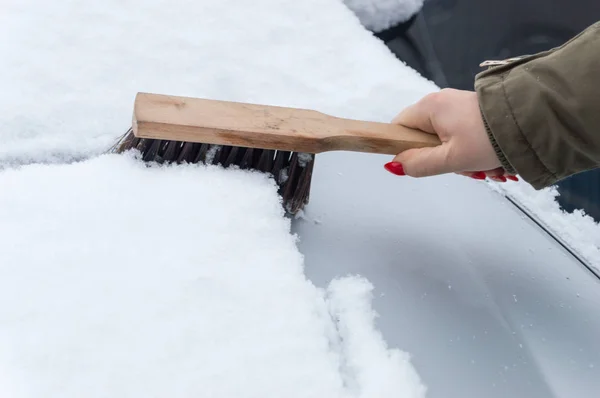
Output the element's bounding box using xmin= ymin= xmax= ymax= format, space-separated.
xmin=507 ymin=175 xmax=519 ymax=181
xmin=491 ymin=175 xmax=507 ymax=182
xmin=384 ymin=162 xmax=405 ymax=176
xmin=471 ymin=171 xmax=486 ymax=180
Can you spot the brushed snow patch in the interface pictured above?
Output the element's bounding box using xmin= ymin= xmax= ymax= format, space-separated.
xmin=0 ymin=154 xmax=426 ymax=398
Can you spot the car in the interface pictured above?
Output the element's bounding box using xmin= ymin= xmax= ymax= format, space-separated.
xmin=1 ymin=1 xmax=599 ymax=397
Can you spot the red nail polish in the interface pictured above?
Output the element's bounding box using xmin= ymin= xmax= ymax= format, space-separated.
xmin=491 ymin=175 xmax=507 ymax=182
xmin=471 ymin=171 xmax=486 ymax=180
xmin=507 ymin=175 xmax=519 ymax=181
xmin=384 ymin=162 xmax=405 ymax=176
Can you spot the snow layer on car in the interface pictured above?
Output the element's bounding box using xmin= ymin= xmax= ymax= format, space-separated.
xmin=0 ymin=0 xmax=434 ymax=169
xmin=0 ymin=154 xmax=426 ymax=398
xmin=0 ymin=1 xmax=436 ymax=394
xmin=490 ymin=181 xmax=600 ymax=273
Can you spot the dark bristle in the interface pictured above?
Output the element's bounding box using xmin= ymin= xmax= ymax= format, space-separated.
xmin=110 ymin=129 xmax=315 ymax=215
xmin=220 ymin=146 xmax=231 ymax=164
xmin=239 ymin=148 xmax=254 ymax=169
xmin=176 ymin=142 xmax=198 ymax=163
xmin=212 ymin=145 xmax=225 ymax=165
xmin=161 ymin=141 xmax=183 ymax=161
xmin=193 ymin=144 xmax=210 ymax=163
xmin=257 ymin=150 xmax=274 ymax=173
xmin=143 ymin=139 xmax=163 ymax=162
xmin=223 ymin=146 xmax=239 ymax=167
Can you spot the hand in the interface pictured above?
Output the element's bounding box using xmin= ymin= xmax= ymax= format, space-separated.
xmin=384 ymin=88 xmax=518 ymax=182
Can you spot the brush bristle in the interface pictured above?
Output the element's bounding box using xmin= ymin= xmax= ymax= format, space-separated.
xmin=109 ymin=128 xmax=314 ymax=215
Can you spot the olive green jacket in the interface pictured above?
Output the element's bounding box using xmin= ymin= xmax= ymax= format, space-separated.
xmin=475 ymin=21 xmax=600 ymax=189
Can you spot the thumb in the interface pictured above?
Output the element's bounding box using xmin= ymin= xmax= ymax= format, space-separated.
xmin=391 ymin=144 xmax=453 ymax=177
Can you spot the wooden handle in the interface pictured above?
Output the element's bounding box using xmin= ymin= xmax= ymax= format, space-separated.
xmin=133 ymin=92 xmax=441 ymax=155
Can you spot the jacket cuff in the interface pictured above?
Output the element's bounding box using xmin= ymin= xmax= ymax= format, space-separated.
xmin=475 ymin=70 xmax=556 ymax=189
xmin=479 ymin=105 xmax=516 ymax=175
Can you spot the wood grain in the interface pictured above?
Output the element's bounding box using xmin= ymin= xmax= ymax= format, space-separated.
xmin=132 ymin=92 xmax=441 ymax=155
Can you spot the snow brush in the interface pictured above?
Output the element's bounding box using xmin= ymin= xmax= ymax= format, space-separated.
xmin=110 ymin=92 xmax=441 ymax=214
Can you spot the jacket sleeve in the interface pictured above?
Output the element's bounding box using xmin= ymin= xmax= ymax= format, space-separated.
xmin=474 ymin=21 xmax=600 ymax=189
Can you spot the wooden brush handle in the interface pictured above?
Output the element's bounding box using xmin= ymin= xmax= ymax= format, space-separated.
xmin=133 ymin=92 xmax=442 ymax=155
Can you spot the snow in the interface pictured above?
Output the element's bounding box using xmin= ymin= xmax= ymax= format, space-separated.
xmin=298 ymin=152 xmax=314 ymax=167
xmin=342 ymin=0 xmax=424 ymax=32
xmin=489 ymin=181 xmax=600 ymax=272
xmin=0 ymin=154 xmax=426 ymax=398
xmin=0 ymin=1 xmax=434 ymax=395
xmin=0 ymin=0 xmax=433 ymax=170
xmin=325 ymin=278 xmax=426 ymax=396
xmin=1 ymin=0 xmax=598 ymax=395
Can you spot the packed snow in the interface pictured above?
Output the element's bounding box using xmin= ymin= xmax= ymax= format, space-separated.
xmin=0 ymin=0 xmax=433 ymax=169
xmin=0 ymin=154 xmax=426 ymax=398
xmin=342 ymin=0 xmax=424 ymax=32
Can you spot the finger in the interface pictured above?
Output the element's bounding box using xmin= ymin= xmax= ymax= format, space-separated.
xmin=484 ymin=168 xmax=507 ymax=182
xmin=391 ymin=93 xmax=438 ymax=134
xmin=392 ymin=144 xmax=452 ymax=177
xmin=455 ymin=171 xmax=487 ymax=180
xmin=456 ymin=168 xmax=519 ymax=182
xmin=483 ymin=167 xmax=519 ymax=182
xmin=482 ymin=167 xmax=505 ymax=177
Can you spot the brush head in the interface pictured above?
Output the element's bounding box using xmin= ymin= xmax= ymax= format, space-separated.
xmin=110 ymin=128 xmax=314 ymax=215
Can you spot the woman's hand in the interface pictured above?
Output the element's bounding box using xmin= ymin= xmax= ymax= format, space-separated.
xmin=384 ymin=88 xmax=518 ymax=182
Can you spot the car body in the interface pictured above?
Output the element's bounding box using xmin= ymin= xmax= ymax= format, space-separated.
xmin=293 ymin=150 xmax=600 ymax=397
